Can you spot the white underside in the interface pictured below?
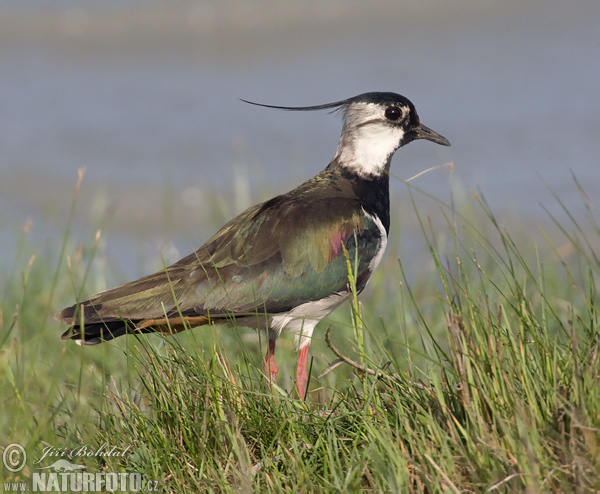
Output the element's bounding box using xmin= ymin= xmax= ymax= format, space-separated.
xmin=270 ymin=292 xmax=349 ymax=350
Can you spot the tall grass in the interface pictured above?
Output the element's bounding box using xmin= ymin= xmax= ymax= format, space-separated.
xmin=1 ymin=175 xmax=598 ymax=492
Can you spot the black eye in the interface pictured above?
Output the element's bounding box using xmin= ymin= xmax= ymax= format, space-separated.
xmin=384 ymin=107 xmax=401 ymax=121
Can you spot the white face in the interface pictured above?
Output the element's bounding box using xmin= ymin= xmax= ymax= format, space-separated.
xmin=335 ymin=102 xmax=411 ymax=178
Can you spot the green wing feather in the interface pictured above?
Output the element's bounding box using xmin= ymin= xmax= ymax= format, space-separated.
xmin=191 ymin=197 xmax=377 ymax=314
xmin=59 ymin=190 xmax=383 ymax=327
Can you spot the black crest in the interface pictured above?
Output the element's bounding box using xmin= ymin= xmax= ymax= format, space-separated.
xmin=240 ymin=92 xmax=415 ymax=113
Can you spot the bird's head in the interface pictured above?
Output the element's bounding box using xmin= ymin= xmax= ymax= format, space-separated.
xmin=241 ymin=91 xmax=450 ymax=178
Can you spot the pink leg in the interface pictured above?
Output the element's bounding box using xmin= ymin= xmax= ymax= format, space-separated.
xmin=263 ymin=339 xmax=279 ymax=382
xmin=296 ymin=344 xmax=310 ymax=399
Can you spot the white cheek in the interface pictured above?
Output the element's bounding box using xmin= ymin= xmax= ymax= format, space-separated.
xmin=355 ymin=125 xmax=403 ymax=165
xmin=340 ymin=125 xmax=404 ymax=177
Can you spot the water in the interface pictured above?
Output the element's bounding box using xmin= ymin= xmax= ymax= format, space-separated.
xmin=1 ymin=0 xmax=599 ymax=278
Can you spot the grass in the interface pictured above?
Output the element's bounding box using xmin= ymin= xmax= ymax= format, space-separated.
xmin=1 ymin=171 xmax=599 ymax=493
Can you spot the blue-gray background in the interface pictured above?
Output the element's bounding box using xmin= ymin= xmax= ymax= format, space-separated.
xmin=1 ymin=0 xmax=599 ymax=280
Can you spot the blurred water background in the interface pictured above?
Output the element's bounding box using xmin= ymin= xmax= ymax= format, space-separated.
xmin=1 ymin=0 xmax=599 ymax=282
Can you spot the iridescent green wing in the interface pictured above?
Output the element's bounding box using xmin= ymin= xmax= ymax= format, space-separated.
xmin=185 ymin=196 xmax=383 ymax=315
xmin=60 ymin=194 xmax=383 ymax=324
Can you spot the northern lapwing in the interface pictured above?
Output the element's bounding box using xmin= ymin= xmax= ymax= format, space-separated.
xmin=57 ymin=92 xmax=450 ymax=399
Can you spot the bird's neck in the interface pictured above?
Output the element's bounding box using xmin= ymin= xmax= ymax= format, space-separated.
xmin=347 ymin=168 xmax=391 ymax=234
xmin=322 ymin=160 xmax=391 ymax=234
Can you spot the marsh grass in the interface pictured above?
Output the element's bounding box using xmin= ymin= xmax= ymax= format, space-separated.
xmin=1 ymin=173 xmax=599 ymax=492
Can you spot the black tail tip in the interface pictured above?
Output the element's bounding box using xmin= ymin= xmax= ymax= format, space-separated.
xmin=60 ymin=321 xmax=131 ymax=346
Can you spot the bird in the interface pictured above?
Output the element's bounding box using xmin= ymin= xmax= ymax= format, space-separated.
xmin=57 ymin=91 xmax=450 ymax=399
